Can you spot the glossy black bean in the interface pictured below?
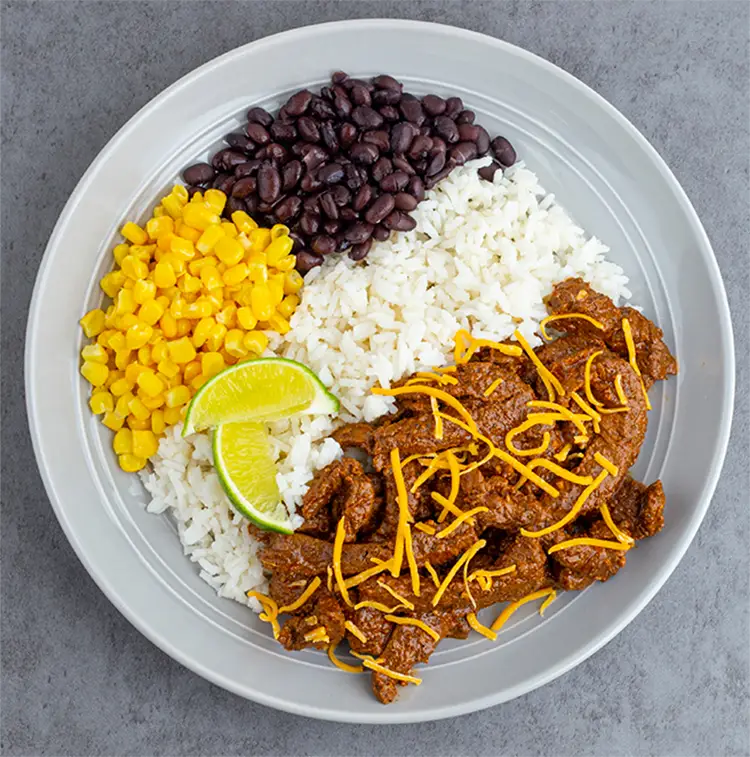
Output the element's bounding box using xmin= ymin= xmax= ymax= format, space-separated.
xmin=309 ymin=98 xmax=336 ymax=120
xmin=426 ymin=151 xmax=446 ymax=177
xmin=350 ymin=84 xmax=371 ymax=107
xmin=371 ymin=157 xmax=393 ymax=182
xmin=339 ymin=123 xmax=358 ymax=149
xmin=257 ymin=163 xmax=281 ymax=203
xmin=449 ymin=141 xmax=478 ymax=165
xmin=311 ymin=235 xmax=337 ymax=255
xmin=288 ymin=232 xmax=305 ymax=252
xmin=458 ymin=123 xmax=481 ymax=143
xmin=379 ymin=171 xmax=409 ymax=193
xmin=478 ymin=162 xmax=501 ymax=182
xmin=297 ymin=116 xmax=320 ymax=143
xmin=345 ymin=221 xmax=374 ymax=244
xmin=274 ymin=196 xmax=302 ymax=222
xmin=344 ymin=163 xmax=364 ymax=190
xmin=300 ymin=172 xmax=322 ymax=193
xmin=333 ymin=94 xmax=352 ymax=118
xmin=352 ymin=106 xmax=384 ymax=129
xmin=332 ymin=71 xmax=349 ymax=85
xmin=320 ymin=86 xmax=335 ymax=102
xmin=246 ymin=122 xmax=271 ymax=146
xmin=407 ymin=175 xmax=425 ymax=202
xmin=319 ymin=192 xmax=339 ymax=220
xmin=283 ymin=90 xmax=311 ymax=117
xmin=364 ymin=194 xmax=395 ymax=224
xmin=424 ymin=163 xmax=454 ymax=189
xmin=318 ymin=162 xmax=345 ymax=185
xmin=391 ymin=122 xmax=416 ymax=154
xmin=301 ymin=145 xmax=328 ymax=171
xmin=433 ymin=115 xmax=459 ymax=144
xmin=296 ymin=250 xmax=324 ymax=274
xmin=225 ymin=133 xmax=254 ymax=152
xmin=270 ymin=121 xmax=297 ymax=142
xmin=394 ymin=192 xmax=418 ymax=211
xmin=490 ymin=136 xmax=517 ymax=167
xmin=430 ymin=136 xmax=447 ymax=154
xmin=400 ymin=98 xmax=425 ymax=125
xmin=335 ymin=234 xmax=352 ymax=252
xmin=372 ymin=74 xmax=402 ymax=91
xmin=456 ymin=109 xmax=476 ymax=125
xmin=265 ymin=143 xmax=288 ymax=163
xmin=330 ymin=184 xmax=351 ymax=206
xmin=299 ymin=212 xmax=321 ymax=235
xmin=361 ymin=130 xmax=390 ymax=152
xmin=339 ymin=207 xmax=359 ymax=222
xmin=212 ymin=149 xmax=246 ymax=171
xmin=352 ymin=184 xmax=374 ymax=212
xmin=281 ymin=160 xmax=303 ymax=191
xmin=372 ymin=224 xmax=390 ymax=242
xmin=247 ymin=107 xmax=273 ymax=127
xmin=393 ymin=156 xmax=416 ymax=175
xmin=444 ymin=96 xmax=464 ymax=119
xmin=183 ymin=162 xmax=215 ymax=186
xmin=379 ymin=105 xmax=400 ymax=122
xmin=408 ymin=135 xmax=433 ymax=158
xmin=350 ymin=142 xmax=379 ymax=165
xmin=234 ymin=160 xmax=261 ymax=179
xmin=212 ymin=173 xmax=236 ymax=195
xmin=373 ymin=88 xmax=401 ymax=106
xmin=244 ymin=195 xmax=259 ymax=214
xmin=475 ymin=126 xmax=490 ymax=155
xmin=231 ymin=176 xmax=256 ymax=198
xmin=422 ymin=94 xmax=447 ymax=116
xmin=323 ymin=219 xmax=340 ymax=235
xmin=225 ymin=195 xmax=246 ymax=214
xmin=349 ymin=239 xmax=372 ymax=261
xmin=382 ymin=210 xmax=416 ymax=231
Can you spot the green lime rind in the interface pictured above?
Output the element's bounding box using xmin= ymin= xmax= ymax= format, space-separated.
xmin=212 ymin=422 xmax=293 ymax=534
xmin=182 ymin=356 xmax=339 ymax=437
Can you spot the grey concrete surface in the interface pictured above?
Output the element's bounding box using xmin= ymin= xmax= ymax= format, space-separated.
xmin=2 ymin=1 xmax=748 ymax=755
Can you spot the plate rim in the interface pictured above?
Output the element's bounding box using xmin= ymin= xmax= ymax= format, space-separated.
xmin=25 ymin=18 xmax=736 ymax=723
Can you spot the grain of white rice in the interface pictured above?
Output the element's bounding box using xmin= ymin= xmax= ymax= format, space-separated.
xmin=140 ymin=160 xmax=630 ymax=608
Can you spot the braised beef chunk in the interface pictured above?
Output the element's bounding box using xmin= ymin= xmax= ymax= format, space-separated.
xmin=254 ymin=278 xmax=674 ymax=704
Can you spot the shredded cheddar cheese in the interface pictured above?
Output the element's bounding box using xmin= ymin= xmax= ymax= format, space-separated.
xmin=554 ymin=443 xmax=573 ymax=462
xmin=539 ymin=590 xmax=558 ymax=616
xmin=326 ymin=565 xmax=333 ymax=593
xmin=377 ymin=581 xmax=415 ymax=611
xmin=547 ymin=537 xmax=632 ymax=555
xmin=506 ymin=424 xmax=552 ymax=457
xmin=332 ymin=517 xmax=353 ymax=606
xmin=343 ymin=560 xmax=393 ymax=590
xmin=573 ymin=435 xmax=589 ymax=445
xmin=622 ymin=317 xmax=652 ymax=410
xmin=468 ymin=565 xmax=517 ymax=582
xmin=599 ymin=502 xmax=635 ymax=545
xmin=436 ymin=506 xmax=488 ymax=539
xmin=424 ymin=560 xmax=441 ymax=588
xmin=584 ymin=350 xmax=605 ymax=407
xmin=403 ymin=522 xmax=421 ymax=597
xmin=390 ymin=448 xmax=411 ymax=577
xmin=414 ymin=522 xmax=436 ymax=535
xmin=384 ymin=615 xmax=441 ymax=642
xmin=435 ymin=365 xmax=458 ymax=373
xmin=484 ymin=377 xmax=504 ymax=397
xmin=416 ymin=371 xmax=459 ymax=385
xmin=361 ymin=658 xmax=423 ymax=685
xmin=466 ymin=612 xmax=497 ymax=640
xmin=490 ymin=588 xmax=557 ymax=632
xmin=570 ymin=391 xmax=602 ymax=433
xmin=593 ymin=451 xmax=619 ymax=477
xmin=304 ymin=626 xmax=330 ymax=643
xmin=526 ymin=458 xmax=594 ymax=485
xmin=247 ymin=591 xmax=282 ymax=639
xmin=527 ymin=400 xmax=588 ymax=434
xmin=453 ymin=329 xmax=473 ymax=364
xmin=521 ymin=470 xmax=609 ymax=538
xmin=614 ymin=373 xmax=628 ymax=406
xmin=435 ymin=450 xmax=462 ymax=523
xmin=540 ymin=312 xmax=605 ymax=340
xmin=431 ymin=491 xmax=466 ymax=521
xmin=327 ymin=644 xmax=364 ymax=674
xmin=410 ymin=457 xmax=442 ymax=494
xmin=345 ymin=620 xmax=369 ymax=643
xmin=354 ymin=600 xmax=406 ymax=613
xmin=432 ymin=539 xmax=486 ymax=607
xmin=278 ymin=576 xmax=322 ymax=615
xmin=514 ymin=329 xmax=565 ymax=401
xmin=461 ymin=337 xmax=524 ymax=363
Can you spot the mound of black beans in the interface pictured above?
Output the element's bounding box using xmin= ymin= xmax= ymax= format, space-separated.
xmin=182 ymin=72 xmax=517 ymax=274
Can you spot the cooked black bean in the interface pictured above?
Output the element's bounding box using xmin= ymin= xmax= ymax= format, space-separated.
xmin=212 ymin=149 xmax=247 ymax=171
xmin=424 ymin=163 xmax=454 ymax=189
xmin=299 ymin=212 xmax=321 ymax=235
xmin=213 ymin=173 xmax=236 ymax=195
xmin=318 ymin=162 xmax=345 ymax=185
xmin=257 ymin=163 xmax=281 ymax=203
xmin=331 ymin=184 xmax=351 ymax=206
xmin=225 ymin=195 xmax=245 ymax=214
xmin=289 ymin=232 xmax=305 ymax=252
xmin=344 ymin=163 xmax=364 ymax=190
xmin=335 ymin=233 xmax=351 ymax=252
xmin=345 ymin=221 xmax=374 ymax=244
xmin=301 ymin=145 xmax=328 ymax=171
xmin=311 ymin=235 xmax=336 ymax=255
xmin=225 ymin=133 xmax=254 ymax=152
xmin=444 ymin=96 xmax=463 ymax=118
xmin=281 ymin=160 xmax=302 ymax=191
xmin=285 ymin=90 xmax=312 ymax=116
xmin=247 ymin=107 xmax=273 ymax=127
xmin=266 ymin=143 xmax=288 ymax=163
xmin=332 ymin=71 xmax=349 ymax=84
xmin=393 ymin=156 xmax=416 ymax=175
xmin=299 ymin=171 xmax=320 ymax=192
xmin=400 ymin=98 xmax=425 ymax=125
xmin=362 ymin=130 xmax=390 ymax=152
xmin=270 ymin=121 xmax=297 ymax=142
xmin=394 ymin=192 xmax=418 ymax=211
xmin=333 ymin=94 xmax=352 ymax=118
xmin=371 ymin=157 xmax=393 ymax=182
xmin=379 ymin=171 xmax=409 ymax=193
xmin=231 ymin=176 xmax=257 ymax=198
xmin=458 ymin=123 xmax=481 ymax=143
xmin=352 ymin=106 xmax=384 ymax=129
xmin=373 ymin=74 xmax=402 ymax=91
xmin=349 ymin=238 xmax=372 ymax=260
xmin=373 ymin=88 xmax=401 ymax=106
xmin=297 ymin=116 xmax=320 ymax=143
xmin=320 ymin=86 xmax=334 ymax=102
xmin=456 ymin=110 xmax=475 ymax=125
xmin=373 ymin=225 xmax=390 ymax=242
xmin=379 ymin=105 xmax=400 ymax=122
xmin=183 ymin=162 xmax=215 ymax=186
xmin=353 ymin=184 xmax=374 ymax=212
xmin=323 ymin=219 xmax=340 ymax=235
xmin=433 ymin=116 xmax=459 ymax=144
xmin=475 ymin=126 xmax=490 ymax=155
xmin=234 ymin=160 xmax=261 ymax=179
xmin=490 ymin=136 xmax=517 ymax=167
xmin=319 ymin=192 xmax=339 ymax=220
xmin=422 ymin=94 xmax=447 ymax=116
xmin=408 ymin=135 xmax=433 ymax=158
xmin=309 ymin=98 xmax=336 ymax=120
xmin=382 ymin=210 xmax=416 ymax=231
xmin=246 ymin=122 xmax=271 ymax=146
xmin=339 ymin=207 xmax=359 ymax=222
xmin=244 ymin=195 xmax=258 ymax=213
xmin=449 ymin=142 xmax=478 ymax=165
xmin=364 ymin=194 xmax=395 ymax=224
xmin=430 ymin=136 xmax=447 ymax=154
xmin=350 ymin=142 xmax=380 ymax=165
xmin=274 ymin=196 xmax=302 ymax=222
xmin=407 ymin=175 xmax=425 ymax=202
xmin=478 ymin=162 xmax=501 ymax=182
xmin=350 ymin=84 xmax=371 ymax=107
xmin=426 ymin=151 xmax=447 ymax=177
xmin=339 ymin=123 xmax=358 ymax=149
xmin=296 ymin=250 xmax=324 ymax=273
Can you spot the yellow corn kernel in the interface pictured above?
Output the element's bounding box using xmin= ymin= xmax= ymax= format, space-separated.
xmin=124 ymin=363 xmax=148 ymax=385
xmin=109 ymin=377 xmax=134 ymax=397
xmin=140 ymin=393 xmax=165 ymax=410
xmin=114 ymin=349 xmax=133 ymax=371
xmin=79 ymin=308 xmax=106 ymax=338
xmin=96 ymin=329 xmax=118 ymax=348
xmin=150 ymin=340 xmax=169 ymax=363
xmin=222 ymin=262 xmax=248 ymax=286
xmin=231 ymin=210 xmax=258 ymax=233
xmin=188 ymin=373 xmax=207 ymax=391
xmin=129 ymin=244 xmax=156 ymax=263
xmin=119 ymin=453 xmax=147 ymax=472
xmin=106 ymin=331 xmax=124 ymax=350
xmin=163 ymin=406 xmax=182 ymax=425
xmin=224 ymin=329 xmax=247 ymax=359
xmin=102 ymin=411 xmax=125 ymax=431
xmin=113 ymin=243 xmax=130 ymax=266
xmin=191 ymin=316 xmax=215 ymax=348
xmin=178 ymin=273 xmax=202 ymax=294
xmin=170 ymin=236 xmax=195 ymax=260
xmin=267 ymin=313 xmax=290 ymax=335
xmin=236 ymin=306 xmax=257 ymax=331
xmin=151 ymin=409 xmax=166 ymax=435
xmin=133 ymin=279 xmax=156 ymax=305
xmin=283 ymin=270 xmax=304 ymax=295
xmin=270 ymin=223 xmax=289 ymax=239
xmin=265 ymin=235 xmax=294 ymax=266
xmin=214 ymin=237 xmax=244 ymax=267
xmin=216 ymin=301 xmax=237 ymax=328
xmin=118 ymin=313 xmax=139 ymax=331
xmin=203 ymin=189 xmax=227 ymax=215
xmin=146 ymin=216 xmax=174 ymax=240
xmin=165 ymin=385 xmax=191 ymax=409
xmin=138 ymin=299 xmax=164 ymax=327
xmin=153 ymin=262 xmax=177 ymax=289
xmin=157 ymin=232 xmax=175 ymax=252
xmin=175 ymin=318 xmax=191 ymax=337
xmin=81 ymin=361 xmax=109 ymax=387
xmin=114 ymin=288 xmax=136 ymax=316
xmin=243 ymin=330 xmax=268 ymax=355
xmin=121 ymin=255 xmax=149 ymax=280
xmin=200 ymin=265 xmax=223 ymax=290
xmin=205 ymin=322 xmax=227 ymax=352
xmin=137 ymin=345 xmax=153 ymax=366
xmin=128 ymin=396 xmax=150 ymax=422
xmin=274 ymin=254 xmax=296 ymax=272
xmin=196 ymin=225 xmax=225 ymax=254
xmin=113 ymin=428 xmax=133 ymax=455
xmin=220 ymin=348 xmax=237 ymax=366
xmin=167 ymin=295 xmax=184 ymax=319
xmin=250 ymin=284 xmax=273 ymax=321
xmin=277 ymin=294 xmax=300 ymax=320
xmin=201 ymin=351 xmax=225 ymax=377
xmin=179 ymin=224 xmax=202 ymax=243
xmin=183 ymin=300 xmax=213 ymax=320
xmin=136 ymin=370 xmax=165 ymax=398
xmin=127 ymin=415 xmax=151 ymax=431
xmin=121 ymin=278 xmax=135 ymax=291
xmin=153 ymin=206 xmax=166 ymax=218
xmin=221 ymin=221 xmax=237 ymax=239
xmin=268 ymin=277 xmax=284 ymax=307
xmin=157 ymin=356 xmax=180 ymax=378
xmin=183 ymin=360 xmax=202 ymax=383
xmin=159 ymin=312 xmax=178 ymax=339
xmin=171 ymin=184 xmax=189 ymax=204
xmin=89 ymin=391 xmax=114 ymax=415
xmin=81 ymin=344 xmax=108 ymax=364
xmin=188 ymin=254 xmax=218 ymax=276
xmin=121 ymin=222 xmax=148 ymax=245
xmin=165 ymin=373 xmax=183 ymax=389
xmin=131 ymin=429 xmax=159 ymax=458
xmin=115 ymin=391 xmax=135 ymax=418
xmin=248 ymin=228 xmax=272 ymax=252
xmin=182 ymin=203 xmax=220 ymax=231
xmin=246 ymin=260 xmax=268 ymax=284
xmin=100 ymin=270 xmax=126 ymax=298
xmin=162 ymin=194 xmax=183 ymax=219
xmin=205 ymin=288 xmax=224 ymax=311
xmin=167 ymin=337 xmax=196 ymax=364
xmin=125 ymin=323 xmax=152 ymax=350
xmin=162 ymin=252 xmax=186 ymax=277
xmin=104 ymin=307 xmax=120 ymax=329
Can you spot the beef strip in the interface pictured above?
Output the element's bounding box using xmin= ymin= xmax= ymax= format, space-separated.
xmin=278 ymin=588 xmax=347 ymax=651
xmin=375 ymin=459 xmax=435 ymax=539
xmin=346 ymin=606 xmax=394 ymax=657
xmin=332 ymin=422 xmax=377 ymax=456
xmin=608 ymin=477 xmax=665 ymax=540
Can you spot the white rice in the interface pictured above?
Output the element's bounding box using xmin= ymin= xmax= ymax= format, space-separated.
xmin=140 ymin=160 xmax=630 ymax=608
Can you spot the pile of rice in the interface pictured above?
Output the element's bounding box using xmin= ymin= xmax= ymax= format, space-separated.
xmin=139 ymin=160 xmax=630 ymax=608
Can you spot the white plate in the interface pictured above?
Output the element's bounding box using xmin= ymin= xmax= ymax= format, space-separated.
xmin=26 ymin=20 xmax=734 ymax=723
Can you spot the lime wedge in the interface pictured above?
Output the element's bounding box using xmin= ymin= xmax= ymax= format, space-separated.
xmin=182 ymin=357 xmax=339 ymax=436
xmin=213 ymin=422 xmax=292 ymax=533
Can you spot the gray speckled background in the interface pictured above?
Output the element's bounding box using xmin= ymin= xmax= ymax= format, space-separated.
xmin=2 ymin=1 xmax=748 ymax=755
